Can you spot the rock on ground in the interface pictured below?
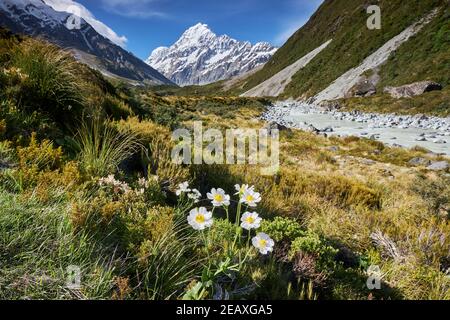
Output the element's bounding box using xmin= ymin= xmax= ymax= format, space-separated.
xmin=408 ymin=157 xmax=431 ymax=166
xmin=427 ymin=161 xmax=449 ymax=171
xmin=384 ymin=81 xmax=442 ymax=98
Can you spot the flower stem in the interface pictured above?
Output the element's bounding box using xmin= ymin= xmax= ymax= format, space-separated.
xmin=232 ymin=226 xmax=243 ymax=251
xmin=202 ymin=230 xmax=211 ymax=268
xmin=236 ymin=201 xmax=242 ymax=225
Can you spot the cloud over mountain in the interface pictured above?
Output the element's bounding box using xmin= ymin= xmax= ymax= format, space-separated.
xmin=43 ymin=0 xmax=128 ymax=47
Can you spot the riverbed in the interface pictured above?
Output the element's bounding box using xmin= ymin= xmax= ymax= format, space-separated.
xmin=263 ymin=102 xmax=450 ymax=155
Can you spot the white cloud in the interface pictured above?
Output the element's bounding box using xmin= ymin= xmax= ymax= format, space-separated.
xmin=42 ymin=0 xmax=128 ymax=47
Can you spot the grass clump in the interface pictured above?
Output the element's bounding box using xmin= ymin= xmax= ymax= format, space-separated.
xmin=10 ymin=39 xmax=83 ymax=121
xmin=74 ymin=119 xmax=141 ymax=177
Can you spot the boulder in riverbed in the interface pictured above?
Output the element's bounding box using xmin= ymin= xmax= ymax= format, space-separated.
xmin=408 ymin=157 xmax=431 ymax=166
xmin=318 ymin=100 xmax=341 ymax=111
xmin=427 ymin=161 xmax=449 ymax=171
xmin=321 ymin=126 xmax=334 ymax=133
xmin=306 ymin=124 xmax=320 ymax=134
xmin=265 ymin=122 xmax=290 ymax=132
xmin=384 ymin=81 xmax=442 ymax=99
xmin=348 ymin=79 xmax=377 ymax=97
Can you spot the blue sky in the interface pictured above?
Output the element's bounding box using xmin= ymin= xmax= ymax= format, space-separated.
xmin=73 ymin=0 xmax=323 ymax=60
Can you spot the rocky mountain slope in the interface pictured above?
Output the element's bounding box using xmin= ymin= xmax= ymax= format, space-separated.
xmin=0 ymin=0 xmax=172 ymax=85
xmin=242 ymin=40 xmax=332 ymax=97
xmin=146 ymin=23 xmax=277 ymax=86
xmin=234 ymin=0 xmax=449 ymax=107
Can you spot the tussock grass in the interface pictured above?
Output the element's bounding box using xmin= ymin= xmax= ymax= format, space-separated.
xmin=74 ymin=118 xmax=141 ymax=177
xmin=11 ymin=39 xmax=84 ymax=119
xmin=137 ymin=221 xmax=199 ymax=300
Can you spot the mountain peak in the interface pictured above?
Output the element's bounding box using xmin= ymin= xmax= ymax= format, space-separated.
xmin=176 ymin=22 xmax=216 ymax=47
xmin=147 ymin=24 xmax=277 ymax=86
xmin=186 ymin=23 xmax=211 ymax=33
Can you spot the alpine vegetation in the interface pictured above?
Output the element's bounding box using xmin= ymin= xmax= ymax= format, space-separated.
xmin=171 ymin=121 xmax=280 ymax=176
xmin=0 ymin=0 xmax=449 ymax=302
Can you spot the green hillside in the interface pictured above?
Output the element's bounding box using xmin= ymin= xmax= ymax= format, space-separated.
xmin=233 ymin=0 xmax=448 ymax=101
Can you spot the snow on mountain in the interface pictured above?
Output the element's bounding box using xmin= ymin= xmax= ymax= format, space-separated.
xmin=0 ymin=0 xmax=172 ymax=85
xmin=146 ymin=23 xmax=278 ymax=86
xmin=0 ymin=0 xmax=70 ymax=30
xmin=42 ymin=0 xmax=127 ymax=47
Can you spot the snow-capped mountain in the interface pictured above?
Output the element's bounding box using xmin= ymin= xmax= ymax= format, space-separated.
xmin=0 ymin=0 xmax=172 ymax=85
xmin=146 ymin=23 xmax=277 ymax=86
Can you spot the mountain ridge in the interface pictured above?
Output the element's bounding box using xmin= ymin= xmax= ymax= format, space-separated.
xmin=0 ymin=0 xmax=173 ymax=85
xmin=146 ymin=23 xmax=277 ymax=86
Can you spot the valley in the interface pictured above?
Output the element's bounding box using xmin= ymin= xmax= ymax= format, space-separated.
xmin=0 ymin=0 xmax=448 ymax=302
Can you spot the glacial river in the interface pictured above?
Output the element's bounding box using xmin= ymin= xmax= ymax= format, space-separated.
xmin=284 ymin=109 xmax=450 ymax=156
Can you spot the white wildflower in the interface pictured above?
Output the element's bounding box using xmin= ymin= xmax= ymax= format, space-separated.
xmin=240 ymin=189 xmax=262 ymax=207
xmin=240 ymin=212 xmax=262 ymax=230
xmin=138 ymin=177 xmax=149 ymax=189
xmin=187 ymin=207 xmax=213 ymax=230
xmin=98 ymin=175 xmax=130 ymax=194
xmin=234 ymin=184 xmax=255 ymax=196
xmin=252 ymin=233 xmax=274 ymax=255
xmin=175 ymin=181 xmax=191 ymax=196
xmin=207 ymin=188 xmax=230 ymax=207
xmin=187 ymin=188 xmax=202 ymax=203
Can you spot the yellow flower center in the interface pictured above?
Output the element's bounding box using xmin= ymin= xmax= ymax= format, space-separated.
xmin=258 ymin=239 xmax=267 ymax=247
xmin=195 ymin=214 xmax=205 ymax=223
xmin=246 ymin=195 xmax=254 ymax=202
xmin=246 ymin=216 xmax=255 ymax=224
xmin=214 ymin=194 xmax=224 ymax=202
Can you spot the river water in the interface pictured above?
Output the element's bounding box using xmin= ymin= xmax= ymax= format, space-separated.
xmin=272 ymin=105 xmax=450 ymax=155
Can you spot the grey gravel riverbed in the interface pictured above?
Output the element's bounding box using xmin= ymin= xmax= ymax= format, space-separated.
xmin=262 ymin=102 xmax=450 ymax=155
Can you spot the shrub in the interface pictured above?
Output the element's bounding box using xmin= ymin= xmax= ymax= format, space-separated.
xmin=102 ymin=94 xmax=134 ymax=120
xmin=290 ymin=233 xmax=338 ymax=268
xmin=16 ymin=133 xmax=62 ymax=171
xmin=261 ymin=217 xmax=306 ymax=242
xmin=0 ymin=99 xmax=58 ymax=142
